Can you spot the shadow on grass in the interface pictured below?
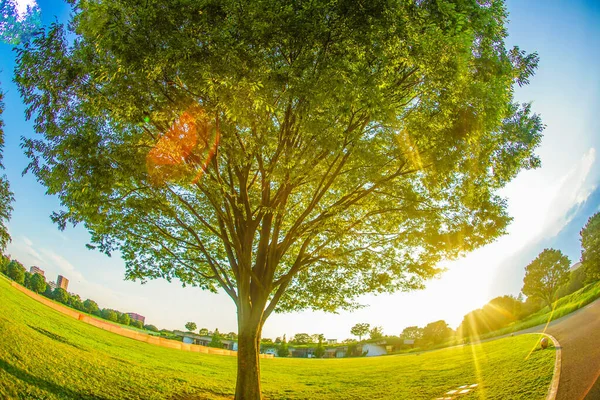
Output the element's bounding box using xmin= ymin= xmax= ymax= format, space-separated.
xmin=0 ymin=358 xmax=109 ymax=400
xmin=28 ymin=325 xmax=87 ymax=351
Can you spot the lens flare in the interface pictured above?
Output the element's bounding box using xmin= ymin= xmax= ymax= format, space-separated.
xmin=146 ymin=104 xmax=220 ymax=185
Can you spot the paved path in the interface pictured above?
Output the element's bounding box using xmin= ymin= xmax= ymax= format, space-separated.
xmin=515 ymin=299 xmax=600 ymax=400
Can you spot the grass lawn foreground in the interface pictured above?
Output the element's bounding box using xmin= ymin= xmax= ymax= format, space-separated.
xmin=0 ymin=276 xmax=555 ymax=399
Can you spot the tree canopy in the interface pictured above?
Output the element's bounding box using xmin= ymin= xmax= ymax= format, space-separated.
xmin=291 ymin=333 xmax=311 ymax=345
xmin=0 ymin=0 xmax=41 ymax=45
xmin=0 ymin=86 xmax=14 ymax=251
xmin=14 ymin=0 xmax=543 ymax=398
xmin=209 ymin=328 xmax=223 ymax=348
xmin=7 ymin=260 xmax=25 ymax=284
xmin=580 ymin=212 xmax=600 ymax=282
xmin=53 ymin=287 xmax=70 ymax=304
xmin=369 ymin=326 xmax=384 ymax=340
xmin=400 ymin=326 xmax=423 ymax=340
xmin=350 ymin=323 xmax=370 ymax=341
xmin=522 ymin=248 xmax=570 ymax=307
xmin=185 ymin=322 xmax=197 ymax=332
xmin=29 ymin=272 xmax=47 ymax=294
xmin=458 ymin=295 xmax=521 ymax=337
xmin=83 ymin=299 xmax=99 ymax=314
xmin=422 ymin=320 xmax=453 ymax=345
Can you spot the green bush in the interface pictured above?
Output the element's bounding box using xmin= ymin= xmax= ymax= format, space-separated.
xmin=83 ymin=299 xmax=99 ymax=314
xmin=6 ymin=261 xmax=25 ymax=284
xmin=29 ymin=273 xmax=46 ymax=294
xmin=52 ymin=288 xmax=69 ymax=304
xmin=130 ymin=320 xmax=144 ymax=329
xmin=101 ymin=309 xmax=118 ymax=322
xmin=118 ymin=313 xmax=130 ymax=325
xmin=209 ymin=329 xmax=223 ymax=348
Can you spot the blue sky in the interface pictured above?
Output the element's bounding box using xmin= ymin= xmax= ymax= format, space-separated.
xmin=1 ymin=0 xmax=599 ymax=340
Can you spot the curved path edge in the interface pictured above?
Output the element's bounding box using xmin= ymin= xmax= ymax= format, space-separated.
xmin=544 ymin=334 xmax=562 ymax=400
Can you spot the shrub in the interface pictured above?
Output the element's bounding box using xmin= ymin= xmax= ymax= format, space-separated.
xmin=130 ymin=320 xmax=143 ymax=329
xmin=118 ymin=312 xmax=130 ymax=325
xmin=52 ymin=288 xmax=69 ymax=304
xmin=29 ymin=273 xmax=46 ymax=294
xmin=6 ymin=261 xmax=25 ymax=284
xmin=83 ymin=299 xmax=99 ymax=314
xmin=101 ymin=309 xmax=118 ymax=322
xmin=209 ymin=329 xmax=223 ymax=348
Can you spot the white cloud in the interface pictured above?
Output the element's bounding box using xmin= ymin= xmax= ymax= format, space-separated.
xmin=14 ymin=0 xmax=37 ymax=18
xmin=22 ymin=236 xmax=33 ymax=247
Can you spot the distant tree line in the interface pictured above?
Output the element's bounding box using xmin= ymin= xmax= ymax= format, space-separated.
xmin=458 ymin=211 xmax=600 ymax=338
xmin=0 ymin=254 xmax=160 ymax=332
xmin=266 ymin=211 xmax=600 ymax=354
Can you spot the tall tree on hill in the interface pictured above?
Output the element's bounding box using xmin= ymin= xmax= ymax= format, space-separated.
xmin=0 ymin=85 xmax=14 ymax=251
xmin=198 ymin=328 xmax=209 ymax=336
xmin=422 ymin=320 xmax=453 ymax=345
xmin=522 ymin=249 xmax=570 ymax=308
xmin=400 ymin=326 xmax=424 ymax=341
xmin=580 ymin=212 xmax=600 ymax=282
xmin=350 ymin=323 xmax=370 ymax=342
xmin=185 ymin=322 xmax=197 ymax=332
xmin=369 ymin=326 xmax=384 ymax=340
xmin=15 ymin=1 xmax=542 ymax=398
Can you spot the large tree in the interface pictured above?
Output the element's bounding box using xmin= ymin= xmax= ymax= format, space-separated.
xmin=580 ymin=212 xmax=600 ymax=282
xmin=29 ymin=272 xmax=47 ymax=294
xmin=399 ymin=326 xmax=423 ymax=341
xmin=185 ymin=321 xmax=198 ymax=332
xmin=350 ymin=323 xmax=370 ymax=342
xmin=6 ymin=260 xmax=25 ymax=284
xmin=522 ymin=249 xmax=570 ymax=308
xmin=422 ymin=320 xmax=453 ymax=345
xmin=15 ymin=1 xmax=542 ymax=398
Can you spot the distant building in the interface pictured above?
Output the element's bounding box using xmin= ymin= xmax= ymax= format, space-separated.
xmin=361 ymin=343 xmax=388 ymax=357
xmin=126 ymin=313 xmax=146 ymax=324
xmin=57 ymin=275 xmax=69 ymax=290
xmin=173 ymin=330 xmax=238 ymax=351
xmin=47 ymin=281 xmax=57 ymax=291
xmin=570 ymin=262 xmax=582 ymax=271
xmin=29 ymin=266 xmax=45 ymax=276
xmin=327 ymin=338 xmax=337 ymax=345
xmin=262 ymin=348 xmax=277 ymax=356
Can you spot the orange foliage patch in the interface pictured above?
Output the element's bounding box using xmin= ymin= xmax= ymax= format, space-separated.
xmin=146 ymin=104 xmax=220 ymax=184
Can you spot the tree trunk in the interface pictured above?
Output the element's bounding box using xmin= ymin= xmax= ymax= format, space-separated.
xmin=235 ymin=319 xmax=262 ymax=400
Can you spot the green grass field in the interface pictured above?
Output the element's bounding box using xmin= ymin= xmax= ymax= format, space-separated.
xmin=0 ymin=276 xmax=555 ymax=400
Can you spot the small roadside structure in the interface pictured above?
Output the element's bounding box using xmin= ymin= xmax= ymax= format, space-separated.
xmin=262 ymin=347 xmax=277 ymax=356
xmin=361 ymin=343 xmax=387 ymax=357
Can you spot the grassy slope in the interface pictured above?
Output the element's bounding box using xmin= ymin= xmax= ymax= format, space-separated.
xmin=0 ymin=277 xmax=555 ymax=400
xmin=477 ymin=280 xmax=600 ymax=341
